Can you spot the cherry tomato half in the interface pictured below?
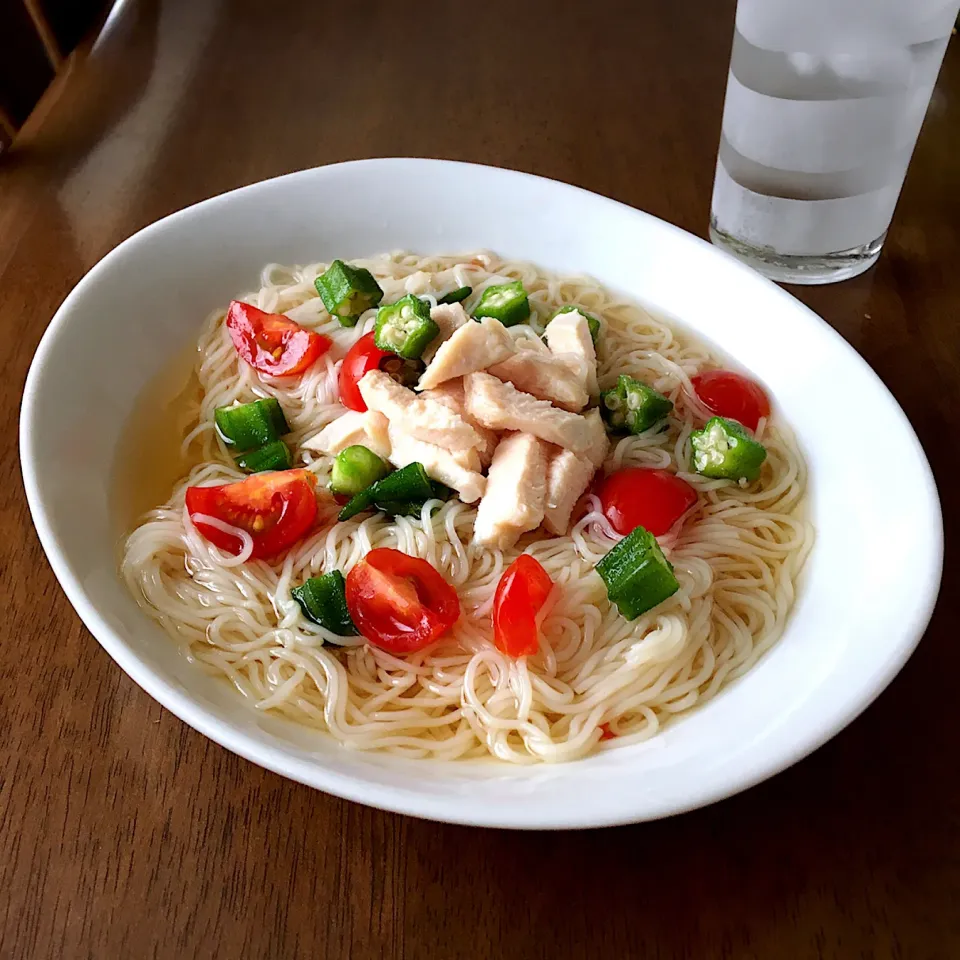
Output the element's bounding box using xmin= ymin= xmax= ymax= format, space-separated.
xmin=225 ymin=301 xmax=330 ymax=377
xmin=185 ymin=469 xmax=318 ymax=559
xmin=345 ymin=548 xmax=460 ymax=653
xmin=691 ymin=369 xmax=770 ymax=432
xmin=493 ymin=554 xmax=554 ymax=658
xmin=599 ymin=467 xmax=697 ymax=537
xmin=339 ymin=332 xmax=391 ymax=412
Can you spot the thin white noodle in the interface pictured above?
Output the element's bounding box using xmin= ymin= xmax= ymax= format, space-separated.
xmin=121 ymin=251 xmax=813 ymax=764
xmin=187 ymin=511 xmax=254 ymax=566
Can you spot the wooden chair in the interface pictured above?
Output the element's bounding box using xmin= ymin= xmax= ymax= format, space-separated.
xmin=0 ymin=0 xmax=110 ymax=155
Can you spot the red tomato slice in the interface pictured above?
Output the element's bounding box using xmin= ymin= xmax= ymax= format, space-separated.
xmin=185 ymin=469 xmax=318 ymax=559
xmin=599 ymin=723 xmax=617 ymax=741
xmin=691 ymin=369 xmax=770 ymax=432
xmin=599 ymin=467 xmax=697 ymax=537
xmin=225 ymin=301 xmax=330 ymax=377
xmin=493 ymin=555 xmax=554 ymax=658
xmin=345 ymin=548 xmax=460 ymax=653
xmin=339 ymin=332 xmax=391 ymax=411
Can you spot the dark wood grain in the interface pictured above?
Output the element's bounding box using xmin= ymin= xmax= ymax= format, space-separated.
xmin=2 ymin=1 xmax=958 ymax=957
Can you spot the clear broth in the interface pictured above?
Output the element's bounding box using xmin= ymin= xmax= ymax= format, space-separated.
xmin=112 ymin=343 xmax=205 ymax=541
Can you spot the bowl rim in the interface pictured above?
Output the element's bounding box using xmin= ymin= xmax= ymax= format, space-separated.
xmin=19 ymin=157 xmax=944 ymax=828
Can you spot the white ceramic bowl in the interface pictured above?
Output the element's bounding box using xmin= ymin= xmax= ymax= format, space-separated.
xmin=21 ymin=159 xmax=942 ymax=828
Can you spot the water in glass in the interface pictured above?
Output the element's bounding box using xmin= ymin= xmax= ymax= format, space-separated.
xmin=710 ymin=0 xmax=960 ymax=283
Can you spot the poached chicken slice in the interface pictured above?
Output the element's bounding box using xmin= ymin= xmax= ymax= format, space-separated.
xmin=487 ymin=351 xmax=589 ymax=412
xmin=419 ymin=378 xmax=498 ymax=468
xmin=417 ymin=316 xmax=514 ymax=391
xmin=473 ymin=432 xmax=547 ymax=549
xmin=581 ymin=408 xmax=610 ymax=469
xmin=544 ymin=309 xmax=598 ymax=397
xmin=422 ymin=302 xmax=470 ymax=363
xmin=358 ymin=369 xmax=482 ymax=450
xmin=302 ymin=410 xmax=391 ymax=460
xmin=430 ymin=301 xmax=469 ymax=340
xmin=463 ymin=372 xmax=597 ymax=454
xmin=543 ymin=447 xmax=596 ymax=535
xmin=387 ymin=425 xmax=485 ymax=503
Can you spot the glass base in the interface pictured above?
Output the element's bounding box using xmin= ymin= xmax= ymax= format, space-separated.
xmin=709 ymin=218 xmax=884 ymax=285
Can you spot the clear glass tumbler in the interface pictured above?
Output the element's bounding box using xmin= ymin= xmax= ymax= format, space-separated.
xmin=710 ymin=0 xmax=960 ymax=284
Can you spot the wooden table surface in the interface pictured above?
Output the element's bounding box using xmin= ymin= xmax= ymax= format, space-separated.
xmin=2 ymin=1 xmax=958 ymax=957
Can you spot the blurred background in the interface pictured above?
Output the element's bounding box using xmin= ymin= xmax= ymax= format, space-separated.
xmin=0 ymin=0 xmax=110 ymax=151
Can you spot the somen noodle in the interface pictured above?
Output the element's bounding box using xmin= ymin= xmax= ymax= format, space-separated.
xmin=121 ymin=252 xmax=812 ymax=763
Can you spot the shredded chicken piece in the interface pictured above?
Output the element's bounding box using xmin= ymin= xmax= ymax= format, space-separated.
xmin=511 ymin=329 xmax=550 ymax=354
xmin=420 ymin=378 xmax=498 ymax=468
xmin=473 ymin=433 xmax=547 ymax=548
xmin=417 ymin=317 xmax=515 ymax=391
xmin=543 ymin=447 xmax=596 ymax=535
xmin=581 ymin=408 xmax=610 ymax=468
xmin=422 ymin=302 xmax=470 ymax=363
xmin=358 ymin=370 xmax=483 ymax=450
xmin=487 ymin=351 xmax=589 ymax=412
xmin=301 ymin=410 xmax=391 ymax=460
xmin=544 ymin=309 xmax=598 ymax=397
xmin=431 ymin=302 xmax=469 ymax=339
xmin=387 ymin=426 xmax=485 ymax=503
xmin=463 ymin=372 xmax=598 ymax=454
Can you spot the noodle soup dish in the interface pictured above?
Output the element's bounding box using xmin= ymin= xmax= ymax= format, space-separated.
xmin=122 ymin=251 xmax=812 ymax=764
xmin=22 ymin=159 xmax=940 ymax=826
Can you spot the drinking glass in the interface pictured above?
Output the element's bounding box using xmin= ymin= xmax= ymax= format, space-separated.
xmin=710 ymin=0 xmax=960 ymax=284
